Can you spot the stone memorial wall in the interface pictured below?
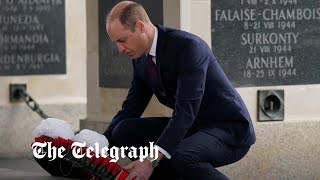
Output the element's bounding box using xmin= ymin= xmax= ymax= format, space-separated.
xmin=212 ymin=0 xmax=320 ymax=87
xmin=0 ymin=0 xmax=66 ymax=75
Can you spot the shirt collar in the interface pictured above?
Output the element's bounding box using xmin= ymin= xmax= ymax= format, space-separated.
xmin=149 ymin=26 xmax=158 ymax=57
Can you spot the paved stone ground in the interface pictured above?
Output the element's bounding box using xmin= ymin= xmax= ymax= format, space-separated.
xmin=0 ymin=157 xmax=132 ymax=180
xmin=0 ymin=158 xmax=79 ymax=180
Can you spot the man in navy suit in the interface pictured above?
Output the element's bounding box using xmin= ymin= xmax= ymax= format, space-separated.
xmin=104 ymin=1 xmax=256 ymax=180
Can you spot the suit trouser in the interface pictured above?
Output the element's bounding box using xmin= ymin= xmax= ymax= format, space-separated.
xmin=103 ymin=117 xmax=250 ymax=180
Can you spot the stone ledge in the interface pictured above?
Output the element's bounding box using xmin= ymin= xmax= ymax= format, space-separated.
xmin=218 ymin=120 xmax=320 ymax=179
xmin=79 ymin=119 xmax=110 ymax=134
xmin=0 ymin=103 xmax=86 ymax=158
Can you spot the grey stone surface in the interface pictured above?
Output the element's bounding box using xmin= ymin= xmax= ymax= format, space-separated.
xmin=80 ymin=119 xmax=109 ymax=134
xmin=0 ymin=157 xmax=130 ymax=180
xmin=218 ymin=120 xmax=320 ymax=179
xmin=0 ymin=158 xmax=78 ymax=180
xmin=0 ymin=103 xmax=86 ymax=157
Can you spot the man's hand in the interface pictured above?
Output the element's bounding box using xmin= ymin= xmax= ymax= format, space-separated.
xmin=124 ymin=160 xmax=154 ymax=180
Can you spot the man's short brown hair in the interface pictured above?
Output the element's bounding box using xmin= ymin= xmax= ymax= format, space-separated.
xmin=106 ymin=2 xmax=150 ymax=32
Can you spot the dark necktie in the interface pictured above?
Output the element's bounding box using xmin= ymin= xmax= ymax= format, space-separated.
xmin=146 ymin=54 xmax=161 ymax=90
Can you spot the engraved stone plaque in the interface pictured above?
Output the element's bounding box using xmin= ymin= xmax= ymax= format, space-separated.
xmin=211 ymin=0 xmax=320 ymax=87
xmin=0 ymin=0 xmax=66 ymax=75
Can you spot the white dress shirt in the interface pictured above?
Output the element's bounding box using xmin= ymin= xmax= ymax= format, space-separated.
xmin=148 ymin=26 xmax=171 ymax=159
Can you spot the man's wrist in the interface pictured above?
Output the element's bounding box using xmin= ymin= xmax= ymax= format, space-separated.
xmin=145 ymin=151 xmax=164 ymax=168
xmin=146 ymin=156 xmax=158 ymax=168
xmin=156 ymin=152 xmax=164 ymax=161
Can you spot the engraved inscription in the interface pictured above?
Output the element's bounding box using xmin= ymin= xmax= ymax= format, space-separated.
xmin=212 ymin=0 xmax=320 ymax=86
xmin=0 ymin=0 xmax=65 ymax=75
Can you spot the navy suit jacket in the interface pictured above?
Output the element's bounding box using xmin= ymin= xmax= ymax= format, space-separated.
xmin=106 ymin=25 xmax=256 ymax=155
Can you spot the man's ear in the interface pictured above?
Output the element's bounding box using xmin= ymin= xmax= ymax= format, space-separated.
xmin=135 ymin=21 xmax=146 ymax=33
